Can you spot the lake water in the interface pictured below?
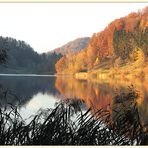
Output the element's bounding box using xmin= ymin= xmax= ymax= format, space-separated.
xmin=0 ymin=75 xmax=148 ymax=125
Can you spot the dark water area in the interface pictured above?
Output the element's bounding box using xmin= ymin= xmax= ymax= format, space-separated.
xmin=0 ymin=75 xmax=148 ymax=125
xmin=0 ymin=75 xmax=61 ymax=119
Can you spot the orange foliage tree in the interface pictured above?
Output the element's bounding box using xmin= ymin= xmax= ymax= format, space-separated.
xmin=55 ymin=6 xmax=148 ymax=74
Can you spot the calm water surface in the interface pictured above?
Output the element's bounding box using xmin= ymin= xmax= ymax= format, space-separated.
xmin=0 ymin=75 xmax=148 ymax=124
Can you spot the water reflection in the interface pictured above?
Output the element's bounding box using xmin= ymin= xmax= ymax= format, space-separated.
xmin=19 ymin=93 xmax=59 ymax=120
xmin=0 ymin=76 xmax=59 ymax=106
xmin=0 ymin=76 xmax=63 ymax=119
xmin=0 ymin=75 xmax=148 ymax=125
xmin=55 ymin=76 xmax=148 ymax=125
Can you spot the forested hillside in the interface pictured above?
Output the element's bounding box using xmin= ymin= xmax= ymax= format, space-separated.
xmin=0 ymin=36 xmax=89 ymax=74
xmin=0 ymin=37 xmax=62 ymax=74
xmin=0 ymin=7 xmax=147 ymax=75
xmin=49 ymin=37 xmax=90 ymax=55
xmin=56 ymin=6 xmax=148 ymax=75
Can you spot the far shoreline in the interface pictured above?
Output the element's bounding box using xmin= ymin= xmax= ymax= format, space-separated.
xmin=0 ymin=74 xmax=56 ymax=77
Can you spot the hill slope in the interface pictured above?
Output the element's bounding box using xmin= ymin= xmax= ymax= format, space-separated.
xmin=55 ymin=6 xmax=148 ymax=76
xmin=0 ymin=37 xmax=62 ymax=74
xmin=49 ymin=37 xmax=90 ymax=55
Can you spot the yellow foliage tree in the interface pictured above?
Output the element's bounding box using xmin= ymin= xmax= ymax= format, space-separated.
xmin=94 ymin=57 xmax=100 ymax=66
xmin=130 ymin=48 xmax=145 ymax=66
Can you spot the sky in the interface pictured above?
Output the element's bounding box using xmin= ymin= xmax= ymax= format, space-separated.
xmin=0 ymin=3 xmax=147 ymax=53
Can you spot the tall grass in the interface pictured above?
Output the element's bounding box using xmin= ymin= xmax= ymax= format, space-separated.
xmin=0 ymin=86 xmax=148 ymax=145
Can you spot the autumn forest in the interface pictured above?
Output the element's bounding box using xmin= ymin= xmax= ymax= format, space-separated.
xmin=56 ymin=6 xmax=148 ymax=81
xmin=0 ymin=5 xmax=148 ymax=145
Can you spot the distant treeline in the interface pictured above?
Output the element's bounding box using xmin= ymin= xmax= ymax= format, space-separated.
xmin=0 ymin=36 xmax=62 ymax=74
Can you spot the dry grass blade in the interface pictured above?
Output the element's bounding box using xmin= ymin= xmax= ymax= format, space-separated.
xmin=0 ymin=87 xmax=148 ymax=145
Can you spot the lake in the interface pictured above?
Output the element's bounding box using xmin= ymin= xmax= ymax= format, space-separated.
xmin=0 ymin=74 xmax=148 ymax=125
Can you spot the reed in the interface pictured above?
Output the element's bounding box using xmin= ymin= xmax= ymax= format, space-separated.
xmin=0 ymin=86 xmax=148 ymax=145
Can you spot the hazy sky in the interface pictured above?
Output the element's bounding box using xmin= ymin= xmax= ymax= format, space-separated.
xmin=0 ymin=3 xmax=147 ymax=53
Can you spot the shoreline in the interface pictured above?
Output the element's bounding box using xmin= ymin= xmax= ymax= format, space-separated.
xmin=0 ymin=74 xmax=56 ymax=77
xmin=74 ymin=64 xmax=148 ymax=82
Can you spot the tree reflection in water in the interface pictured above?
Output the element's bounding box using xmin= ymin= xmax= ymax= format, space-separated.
xmin=55 ymin=76 xmax=148 ymax=130
xmin=0 ymin=76 xmax=148 ymax=145
xmin=0 ymin=76 xmax=59 ymax=107
xmin=0 ymin=87 xmax=148 ymax=145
